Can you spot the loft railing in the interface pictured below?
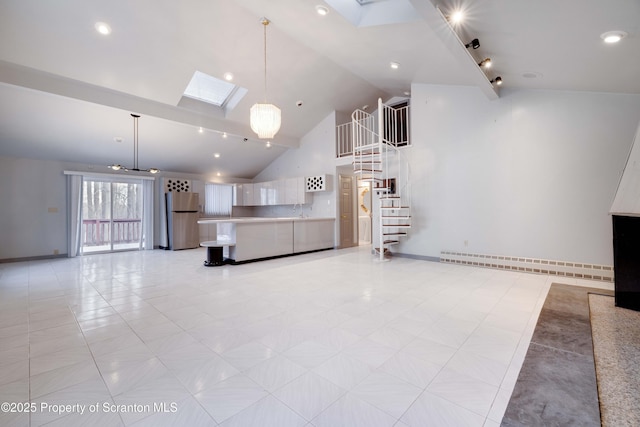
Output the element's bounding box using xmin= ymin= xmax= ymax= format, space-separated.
xmin=82 ymin=218 xmax=141 ymax=246
xmin=337 ymin=103 xmax=410 ymax=157
xmin=382 ymin=103 xmax=410 ymax=147
xmin=336 ymin=122 xmax=353 ymax=158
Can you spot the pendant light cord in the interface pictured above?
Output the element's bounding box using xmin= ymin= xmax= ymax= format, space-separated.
xmin=263 ymin=18 xmax=269 ymax=103
xmin=132 ymin=113 xmax=140 ymax=170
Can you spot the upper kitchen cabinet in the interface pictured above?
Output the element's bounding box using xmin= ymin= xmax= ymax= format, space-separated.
xmin=233 ymin=184 xmax=243 ymax=206
xmin=235 ymin=177 xmax=311 ymax=206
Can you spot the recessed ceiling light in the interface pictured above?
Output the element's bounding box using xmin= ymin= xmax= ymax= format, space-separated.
xmin=316 ymin=5 xmax=329 ymax=16
xmin=403 ymin=91 xmax=410 ymax=96
xmin=601 ymin=31 xmax=627 ymax=43
xmin=95 ymin=22 xmax=111 ymax=35
xmin=223 ymin=72 xmax=234 ymax=81
xmin=198 ymin=127 xmax=204 ymax=133
xmin=216 ymin=172 xmax=221 ymax=176
xmin=522 ymin=71 xmax=543 ymax=79
xmin=213 ymin=153 xmax=221 ymax=158
xmin=222 ymin=132 xmax=228 ymax=139
xmin=390 ymin=62 xmax=400 ymax=69
xmin=266 ymin=141 xmax=272 ymax=149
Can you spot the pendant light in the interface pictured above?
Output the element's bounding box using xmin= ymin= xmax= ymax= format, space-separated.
xmin=250 ymin=18 xmax=281 ymax=139
xmin=108 ymin=114 xmax=159 ymax=174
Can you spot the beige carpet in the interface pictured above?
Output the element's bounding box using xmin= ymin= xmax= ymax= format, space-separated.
xmin=589 ymin=294 xmax=640 ymax=427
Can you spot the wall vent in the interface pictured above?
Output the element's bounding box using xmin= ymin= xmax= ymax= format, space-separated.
xmin=306 ymin=175 xmax=326 ymax=192
xmin=165 ymin=179 xmax=191 ymax=192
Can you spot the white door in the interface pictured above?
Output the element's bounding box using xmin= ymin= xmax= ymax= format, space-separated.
xmin=339 ymin=174 xmax=356 ymax=248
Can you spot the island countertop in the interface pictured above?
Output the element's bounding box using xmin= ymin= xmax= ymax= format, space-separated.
xmin=197 ymin=217 xmax=335 ymax=263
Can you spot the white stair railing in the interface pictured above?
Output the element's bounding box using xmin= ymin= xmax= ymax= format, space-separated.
xmin=352 ymin=98 xmax=412 ymax=261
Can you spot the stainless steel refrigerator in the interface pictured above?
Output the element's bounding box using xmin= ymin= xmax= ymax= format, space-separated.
xmin=166 ymin=192 xmax=199 ymax=250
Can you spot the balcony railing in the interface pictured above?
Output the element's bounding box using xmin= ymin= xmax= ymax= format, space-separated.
xmin=336 ymin=122 xmax=353 ymax=158
xmin=336 ymin=103 xmax=410 ymax=158
xmin=82 ymin=219 xmax=141 ymax=246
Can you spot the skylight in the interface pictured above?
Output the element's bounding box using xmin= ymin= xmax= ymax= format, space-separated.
xmin=183 ymin=71 xmax=237 ymax=107
xmin=326 ymin=0 xmax=419 ymax=27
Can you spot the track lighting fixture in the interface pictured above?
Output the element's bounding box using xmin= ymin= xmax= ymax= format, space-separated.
xmin=464 ymin=38 xmax=480 ymax=49
xmin=478 ymin=58 xmax=492 ymax=69
xmin=490 ymin=77 xmax=503 ymax=86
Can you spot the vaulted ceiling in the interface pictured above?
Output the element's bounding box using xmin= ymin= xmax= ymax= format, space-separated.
xmin=1 ymin=0 xmax=638 ymax=178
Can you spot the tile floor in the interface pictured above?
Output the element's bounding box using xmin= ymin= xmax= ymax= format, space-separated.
xmin=0 ymin=246 xmax=611 ymax=426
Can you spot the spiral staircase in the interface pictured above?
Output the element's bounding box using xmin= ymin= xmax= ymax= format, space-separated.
xmin=351 ymin=98 xmax=411 ymax=260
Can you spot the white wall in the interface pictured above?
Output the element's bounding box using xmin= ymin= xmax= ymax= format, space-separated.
xmin=0 ymin=156 xmax=244 ymax=261
xmin=254 ymin=111 xmax=338 ymax=219
xmin=402 ymin=84 xmax=640 ymax=265
xmin=0 ymin=156 xmax=67 ymax=260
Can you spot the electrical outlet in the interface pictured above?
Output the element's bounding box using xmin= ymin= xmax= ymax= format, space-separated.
xmin=53 ymin=249 xmax=59 ymax=255
xmin=48 ymin=207 xmax=58 ymax=213
xmin=464 ymin=240 xmax=468 ymax=247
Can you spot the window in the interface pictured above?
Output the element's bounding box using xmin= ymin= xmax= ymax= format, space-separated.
xmin=184 ymin=71 xmax=237 ymax=107
xmin=204 ymin=183 xmax=232 ymax=216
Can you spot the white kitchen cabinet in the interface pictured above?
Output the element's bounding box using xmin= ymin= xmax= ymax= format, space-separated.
xmin=285 ymin=178 xmax=298 ymax=205
xmin=243 ymin=183 xmax=254 ymax=206
xmin=232 ymin=184 xmax=243 ymax=206
xmin=265 ymin=181 xmax=276 ymax=205
xmin=253 ymin=182 xmax=265 ymax=206
xmin=298 ymin=177 xmax=310 ymax=204
xmin=233 ymin=177 xmax=311 ymax=207
xmin=275 ymin=179 xmax=286 ymax=205
xmin=198 ymin=218 xmax=335 ymax=263
xmin=293 ymin=219 xmax=334 ymax=252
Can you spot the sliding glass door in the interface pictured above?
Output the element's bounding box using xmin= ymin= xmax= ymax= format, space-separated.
xmin=81 ymin=179 xmax=143 ymax=253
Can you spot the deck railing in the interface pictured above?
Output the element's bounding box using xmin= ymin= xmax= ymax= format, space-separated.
xmin=82 ymin=219 xmax=141 ymax=246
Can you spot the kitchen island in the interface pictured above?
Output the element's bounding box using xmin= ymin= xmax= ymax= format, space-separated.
xmin=197 ymin=217 xmax=335 ymax=263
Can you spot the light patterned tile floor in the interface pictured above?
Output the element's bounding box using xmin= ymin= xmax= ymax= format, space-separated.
xmin=0 ymin=245 xmax=610 ymax=426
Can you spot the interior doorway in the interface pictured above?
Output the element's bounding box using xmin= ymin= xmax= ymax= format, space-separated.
xmin=81 ymin=179 xmax=143 ymax=253
xmin=357 ymin=180 xmax=372 ymax=245
xmin=338 ymin=174 xmax=356 ymax=248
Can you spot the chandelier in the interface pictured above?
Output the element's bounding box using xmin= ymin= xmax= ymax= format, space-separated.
xmin=109 ymin=114 xmax=159 ymax=174
xmin=250 ymin=18 xmax=281 ymax=139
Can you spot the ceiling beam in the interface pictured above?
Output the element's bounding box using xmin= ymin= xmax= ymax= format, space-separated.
xmin=0 ymin=60 xmax=301 ymax=149
xmin=409 ymin=0 xmax=499 ymax=100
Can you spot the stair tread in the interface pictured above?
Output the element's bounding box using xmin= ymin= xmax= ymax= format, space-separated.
xmin=382 ymin=215 xmax=412 ymax=218
xmin=354 ymin=168 xmax=383 ymax=172
xmin=380 ymin=206 xmax=410 ymax=209
xmin=382 ymin=224 xmax=411 ymax=228
xmin=383 ymin=232 xmax=408 ymax=236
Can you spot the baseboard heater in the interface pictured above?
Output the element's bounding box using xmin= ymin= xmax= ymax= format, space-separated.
xmin=440 ymin=250 xmax=613 ymax=282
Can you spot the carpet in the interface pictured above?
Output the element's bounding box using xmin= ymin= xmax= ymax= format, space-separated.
xmin=589 ymin=294 xmax=640 ymax=427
